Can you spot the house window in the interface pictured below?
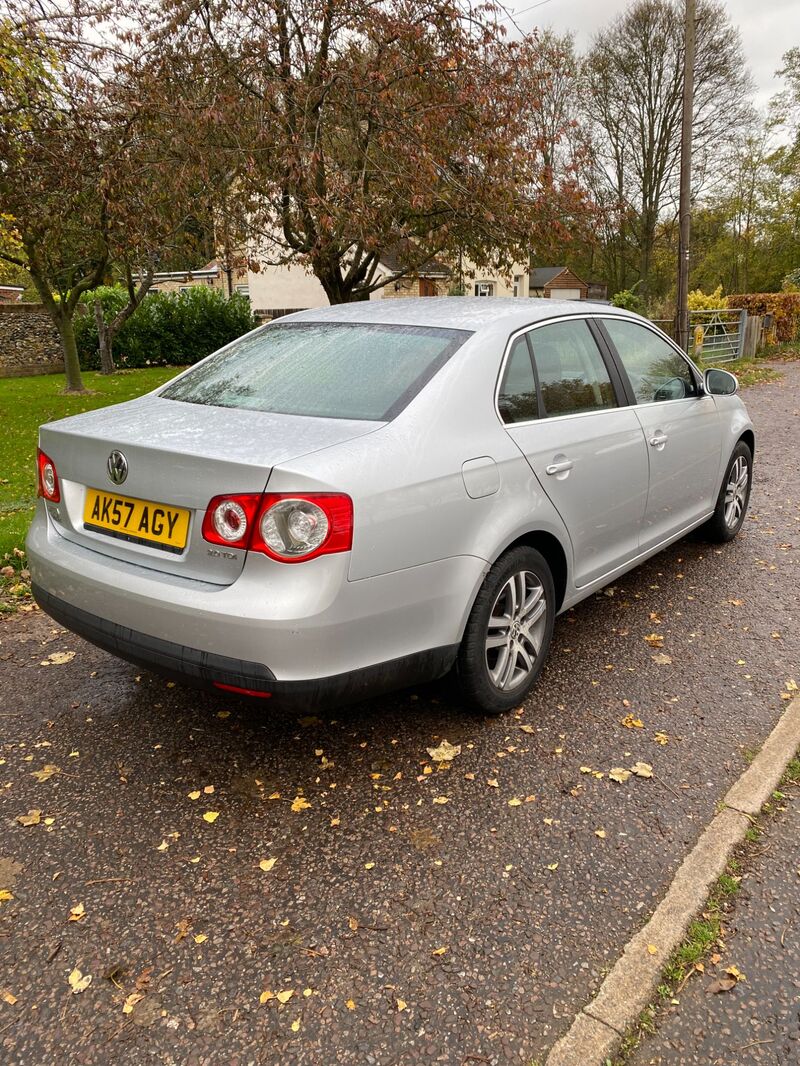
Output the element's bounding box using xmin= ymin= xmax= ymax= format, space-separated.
xmin=513 ymin=275 xmax=522 ymax=297
xmin=235 ymin=284 xmax=250 ymax=300
xmin=475 ymin=282 xmax=494 ymax=297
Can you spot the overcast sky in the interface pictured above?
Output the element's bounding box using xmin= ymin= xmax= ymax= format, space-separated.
xmin=502 ymin=0 xmax=794 ymax=109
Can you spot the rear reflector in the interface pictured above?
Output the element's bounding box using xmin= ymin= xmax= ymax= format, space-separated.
xmin=213 ymin=681 xmax=273 ymax=698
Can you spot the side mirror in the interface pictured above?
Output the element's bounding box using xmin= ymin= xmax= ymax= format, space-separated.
xmin=704 ymin=368 xmax=738 ymax=396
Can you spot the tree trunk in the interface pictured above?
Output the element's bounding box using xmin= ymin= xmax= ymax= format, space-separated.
xmin=57 ymin=313 xmax=86 ymax=394
xmin=95 ymin=299 xmax=115 ymax=374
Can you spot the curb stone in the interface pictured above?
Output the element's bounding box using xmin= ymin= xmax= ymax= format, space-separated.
xmin=546 ymin=696 xmax=800 ymax=1066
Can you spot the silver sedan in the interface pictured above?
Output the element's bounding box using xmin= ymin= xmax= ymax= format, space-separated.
xmin=27 ymin=298 xmax=754 ymax=713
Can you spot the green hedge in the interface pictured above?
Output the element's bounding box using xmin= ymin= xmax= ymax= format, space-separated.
xmin=75 ymin=285 xmax=257 ymax=370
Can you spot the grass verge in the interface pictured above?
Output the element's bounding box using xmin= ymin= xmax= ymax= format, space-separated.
xmin=612 ymin=748 xmax=800 ymax=1064
xmin=0 ymin=367 xmax=180 ymax=611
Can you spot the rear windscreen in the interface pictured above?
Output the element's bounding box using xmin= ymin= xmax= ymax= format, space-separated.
xmin=160 ymin=321 xmax=472 ymax=421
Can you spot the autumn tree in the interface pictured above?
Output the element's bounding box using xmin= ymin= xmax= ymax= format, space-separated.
xmin=0 ymin=3 xmax=216 ymax=390
xmin=154 ymin=0 xmax=590 ymax=303
xmin=583 ymin=0 xmax=753 ymax=297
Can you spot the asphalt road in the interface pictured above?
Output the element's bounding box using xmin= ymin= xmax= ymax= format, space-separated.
xmin=630 ymin=782 xmax=800 ymax=1066
xmin=1 ymin=363 xmax=798 ymax=1066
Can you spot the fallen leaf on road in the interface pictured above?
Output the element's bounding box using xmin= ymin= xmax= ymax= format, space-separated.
xmin=68 ymin=902 xmax=85 ymax=923
xmin=595 ymin=829 xmax=606 ymax=839
xmin=291 ymin=1019 xmax=300 ymax=1031
xmin=203 ymin=785 xmax=214 ymax=794
xmin=486 ymin=778 xmax=499 ymax=788
xmin=194 ymin=934 xmax=207 ymax=944
xmin=426 ymin=740 xmax=461 ymax=762
xmin=432 ymin=796 xmax=449 ymax=805
xmin=31 ymin=764 xmax=60 ymax=783
xmin=187 ymin=790 xmax=201 ymax=800
xmin=725 ymin=965 xmax=745 ymax=981
xmin=260 ymin=990 xmax=274 ymax=1004
xmin=621 ymin=714 xmax=644 ymax=729
xmin=202 ymin=811 xmax=219 ymax=823
xmin=397 ymin=999 xmax=407 ymax=1011
xmin=647 ymin=944 xmax=658 ymax=955
xmin=0 ymin=890 xmax=13 ymax=903
xmin=609 ymin=768 xmax=632 ymax=783
xmin=644 ymin=633 xmax=664 ymax=648
xmin=519 ymin=724 xmax=535 ymax=734
xmin=68 ymin=968 xmax=92 ymax=994
xmin=364 ymin=862 xmax=375 ymax=870
xmin=654 ymin=732 xmax=670 ymax=745
xmin=652 ymin=652 xmax=673 ymax=665
xmin=706 ymin=978 xmax=737 ymax=994
xmin=259 ymin=858 xmax=277 ymax=872
xmin=432 ymin=946 xmax=448 ymax=956
xmin=40 ymin=651 xmax=75 ymax=666
xmin=631 ymin=762 xmax=653 ymax=778
xmin=156 ymin=840 xmax=169 ymax=852
xmin=1 ymin=989 xmax=17 ymax=1005
xmin=546 ymin=862 xmax=559 ymax=871
xmin=16 ymin=810 xmax=41 ymax=827
xmin=291 ymin=797 xmax=311 ymax=812
xmin=345 ymin=999 xmax=356 ymax=1010
xmin=122 ymin=990 xmax=144 ymax=1013
xmin=507 ymin=798 xmax=522 ymax=807
xmin=276 ymin=990 xmax=294 ymax=1004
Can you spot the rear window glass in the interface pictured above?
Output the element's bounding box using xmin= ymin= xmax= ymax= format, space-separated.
xmin=159 ymin=321 xmax=472 ymax=421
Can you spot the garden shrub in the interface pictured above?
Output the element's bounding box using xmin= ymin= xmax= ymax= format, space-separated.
xmin=75 ymin=285 xmax=257 ymax=369
xmin=687 ymin=285 xmax=725 ymax=310
xmin=610 ymin=289 xmax=644 ymax=313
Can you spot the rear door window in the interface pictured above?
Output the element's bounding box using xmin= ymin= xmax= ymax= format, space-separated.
xmin=498 ymin=336 xmax=538 ymax=423
xmin=529 ymin=319 xmax=618 ymax=417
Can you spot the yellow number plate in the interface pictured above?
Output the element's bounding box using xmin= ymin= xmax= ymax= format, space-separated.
xmin=83 ymin=488 xmax=190 ymax=553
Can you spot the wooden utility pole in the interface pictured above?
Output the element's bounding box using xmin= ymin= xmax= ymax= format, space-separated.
xmin=676 ymin=0 xmax=696 ymax=352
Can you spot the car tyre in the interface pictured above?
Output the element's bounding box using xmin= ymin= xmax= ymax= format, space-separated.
xmin=702 ymin=441 xmax=753 ymax=543
xmin=456 ymin=546 xmax=555 ymax=715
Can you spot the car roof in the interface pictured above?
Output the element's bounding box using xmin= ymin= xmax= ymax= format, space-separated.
xmin=283 ymin=296 xmax=638 ymax=334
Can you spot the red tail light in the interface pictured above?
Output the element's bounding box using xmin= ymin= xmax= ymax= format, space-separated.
xmin=201 ymin=492 xmax=353 ymax=563
xmin=37 ymin=448 xmax=61 ymax=502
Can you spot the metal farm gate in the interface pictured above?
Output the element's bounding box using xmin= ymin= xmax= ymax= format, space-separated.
xmin=687 ymin=308 xmax=747 ymax=362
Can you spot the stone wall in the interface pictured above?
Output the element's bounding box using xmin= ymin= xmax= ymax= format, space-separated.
xmin=0 ymin=304 xmax=63 ymax=378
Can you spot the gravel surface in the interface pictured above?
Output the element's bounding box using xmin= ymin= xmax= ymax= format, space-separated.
xmin=1 ymin=363 xmax=798 ymax=1065
xmin=629 ymin=787 xmax=800 ymax=1066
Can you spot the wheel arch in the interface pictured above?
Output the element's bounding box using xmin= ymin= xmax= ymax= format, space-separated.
xmin=491 ymin=530 xmax=569 ymax=613
xmin=738 ymin=429 xmax=755 ymax=457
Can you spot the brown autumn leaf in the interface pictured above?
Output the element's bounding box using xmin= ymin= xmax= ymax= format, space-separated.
xmin=651 ymin=652 xmax=673 ymax=665
xmin=426 ymin=740 xmax=461 ymax=762
xmin=31 ymin=764 xmax=60 ymax=783
xmin=631 ymin=762 xmax=653 ymax=778
xmin=122 ymin=990 xmax=144 ymax=1014
xmin=609 ymin=768 xmax=632 ymax=783
xmin=40 ymin=651 xmax=75 ymax=666
xmin=68 ymin=902 xmax=86 ymax=922
xmin=706 ymin=978 xmax=737 ymax=994
xmin=291 ymin=797 xmax=311 ymax=812
xmin=16 ymin=810 xmax=42 ymax=827
xmin=644 ymin=633 xmax=664 ymax=648
xmin=621 ymin=714 xmax=644 ymax=729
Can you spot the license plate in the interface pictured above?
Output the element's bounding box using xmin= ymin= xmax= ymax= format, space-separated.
xmin=83 ymin=488 xmax=190 ymax=553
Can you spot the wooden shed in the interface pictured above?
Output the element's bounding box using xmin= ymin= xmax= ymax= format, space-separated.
xmin=529 ymin=266 xmax=589 ymax=300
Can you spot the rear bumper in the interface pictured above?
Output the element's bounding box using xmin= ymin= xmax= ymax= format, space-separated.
xmin=27 ymin=502 xmax=483 ymax=699
xmin=32 ymin=584 xmax=457 ymax=706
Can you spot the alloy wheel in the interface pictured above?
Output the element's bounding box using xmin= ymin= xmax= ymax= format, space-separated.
xmin=724 ymin=455 xmax=749 ymax=528
xmin=484 ymin=570 xmax=547 ymax=691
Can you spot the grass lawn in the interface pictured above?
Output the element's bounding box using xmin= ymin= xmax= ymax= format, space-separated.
xmin=0 ymin=367 xmax=180 ymax=608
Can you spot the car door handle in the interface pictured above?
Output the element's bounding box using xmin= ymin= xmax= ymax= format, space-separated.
xmin=546 ymin=459 xmax=574 ymax=475
xmin=649 ymin=433 xmax=668 ymax=448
